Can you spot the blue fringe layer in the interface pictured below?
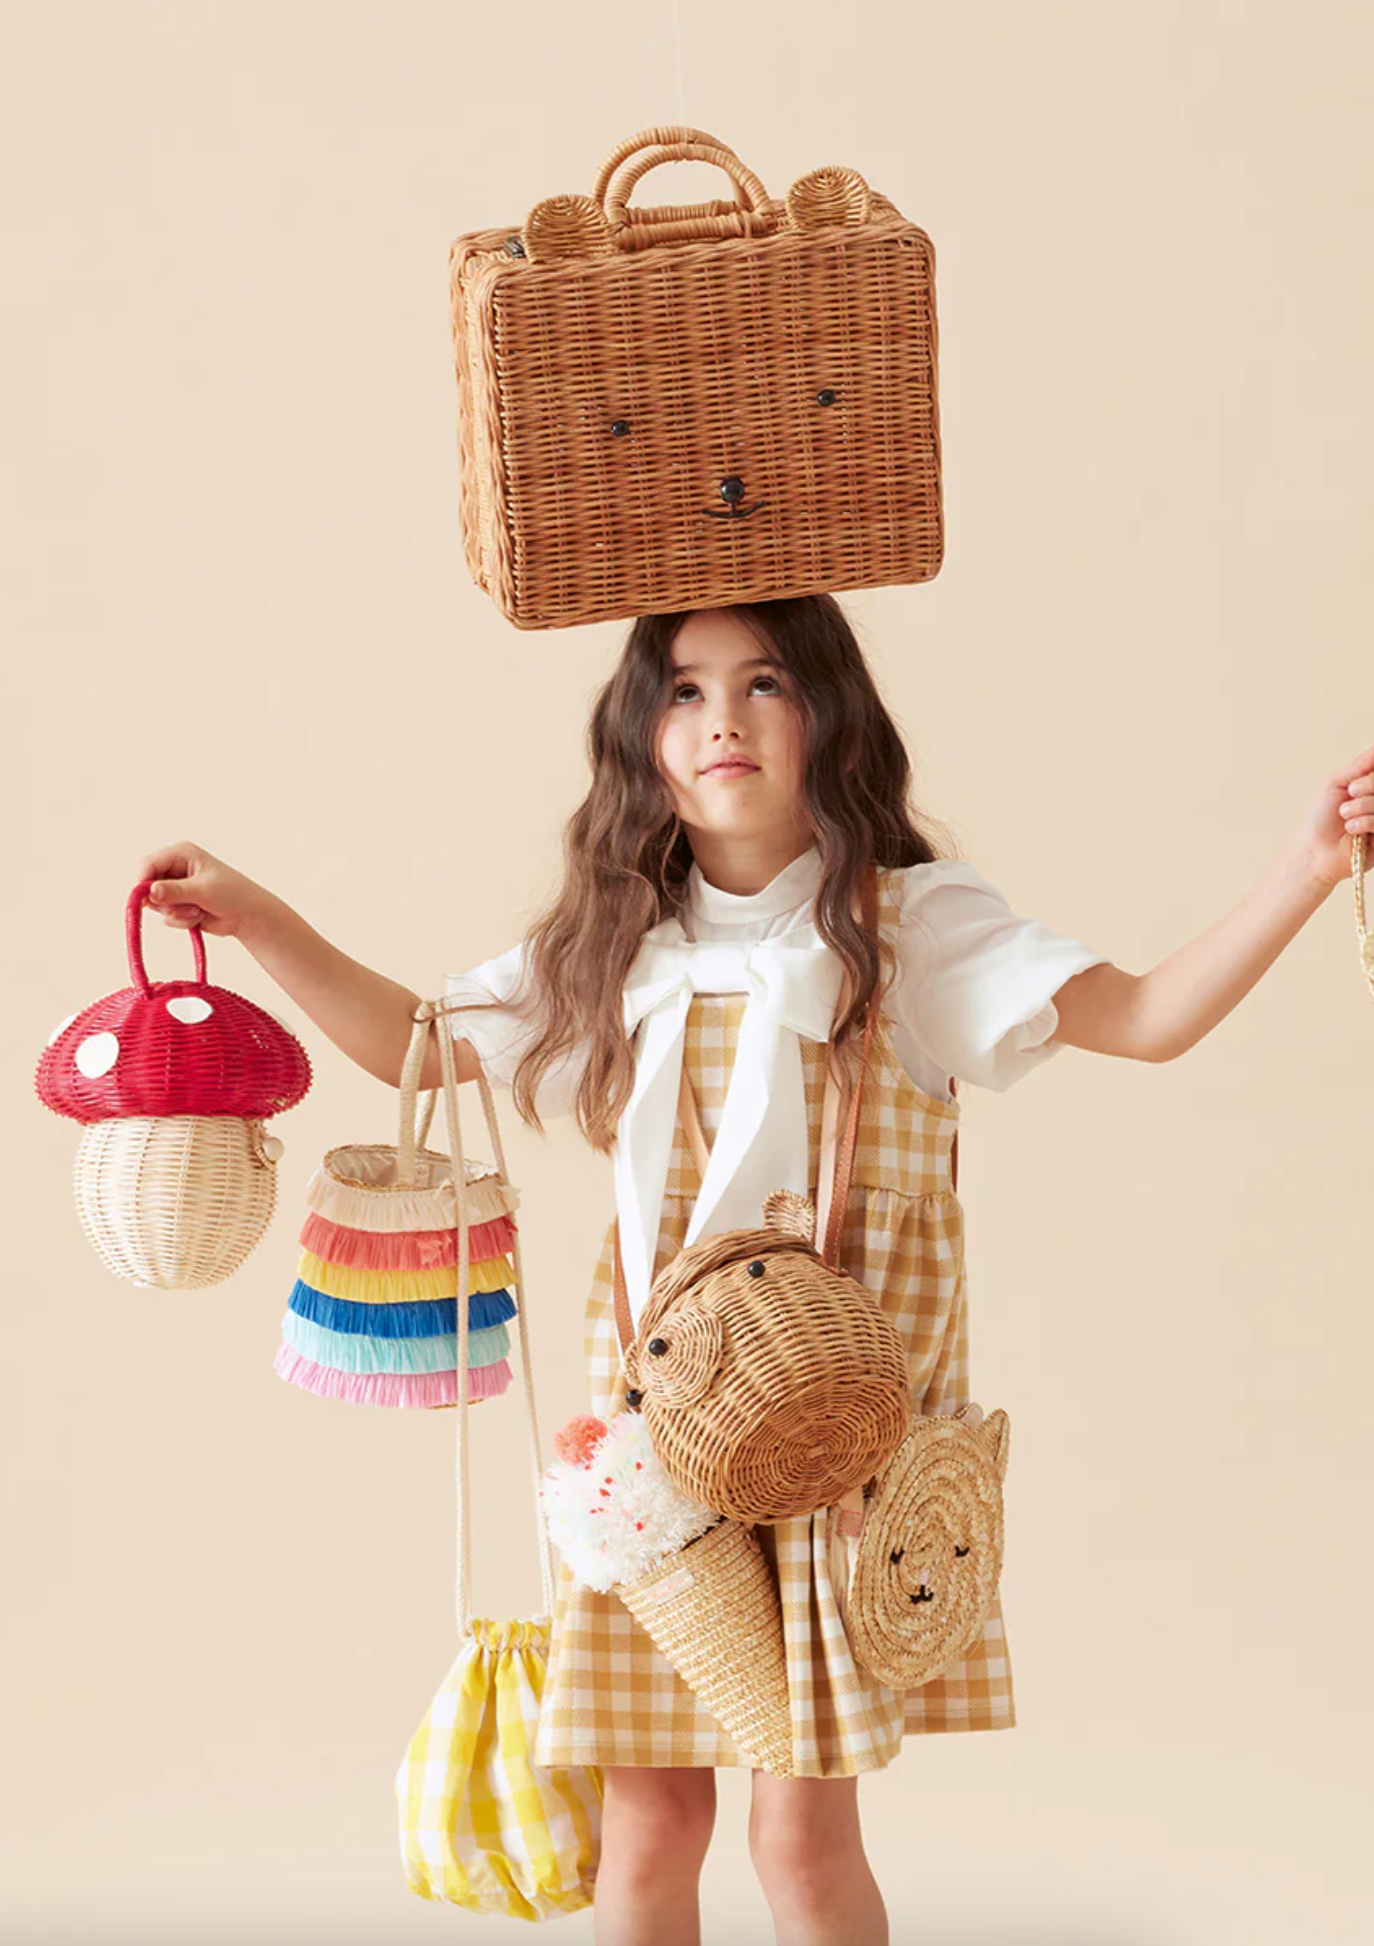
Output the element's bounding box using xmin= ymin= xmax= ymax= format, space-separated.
xmin=287 ymin=1278 xmax=516 ymax=1338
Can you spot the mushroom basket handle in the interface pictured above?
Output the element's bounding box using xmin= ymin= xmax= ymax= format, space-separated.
xmin=127 ymin=880 xmax=208 ymax=997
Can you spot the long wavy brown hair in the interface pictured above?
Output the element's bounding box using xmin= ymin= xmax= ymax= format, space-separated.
xmin=498 ymin=593 xmax=953 ymax=1152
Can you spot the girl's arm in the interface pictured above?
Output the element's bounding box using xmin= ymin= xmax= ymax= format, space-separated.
xmin=1049 ymin=742 xmax=1374 ymax=1063
xmin=137 ymin=842 xmax=480 ymax=1093
xmin=240 ymin=893 xmax=483 ymax=1093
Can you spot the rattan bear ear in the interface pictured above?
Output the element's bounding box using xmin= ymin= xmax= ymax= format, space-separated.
xmin=523 ymin=193 xmax=614 ymax=265
xmin=637 ymin=1304 xmax=724 ymax=1409
xmin=975 ymin=1407 xmax=1010 ymax=1482
xmin=762 ymin=1188 xmax=817 ymax=1242
xmin=785 ymin=166 xmax=872 ymax=231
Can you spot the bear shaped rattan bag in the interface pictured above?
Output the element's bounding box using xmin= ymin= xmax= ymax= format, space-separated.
xmin=448 ymin=124 xmax=943 ymax=629
xmin=610 ymin=863 xmax=916 ymax=1524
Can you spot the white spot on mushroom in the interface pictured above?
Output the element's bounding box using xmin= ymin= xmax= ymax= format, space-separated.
xmin=46 ymin=1011 xmax=79 ymax=1047
xmin=76 ymin=1032 xmax=120 ymax=1078
xmin=166 ymin=996 xmax=214 ymax=1025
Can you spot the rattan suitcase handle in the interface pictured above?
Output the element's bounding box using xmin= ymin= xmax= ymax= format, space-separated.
xmin=605 ymin=141 xmax=775 ymax=246
xmin=591 ymin=124 xmax=749 ymax=206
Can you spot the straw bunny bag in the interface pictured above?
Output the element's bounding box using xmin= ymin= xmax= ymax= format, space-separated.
xmin=394 ymin=1000 xmax=602 ymax=1921
xmin=448 ymin=124 xmax=942 ymax=629
xmin=275 ymin=1006 xmax=522 ymax=1408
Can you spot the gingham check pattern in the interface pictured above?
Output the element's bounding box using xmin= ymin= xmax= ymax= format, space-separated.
xmin=396 ymin=1617 xmax=602 ymax=1920
xmin=533 ymin=871 xmax=1016 ymax=1777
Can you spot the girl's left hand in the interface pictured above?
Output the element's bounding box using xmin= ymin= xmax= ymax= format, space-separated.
xmin=1299 ymin=740 xmax=1374 ymax=889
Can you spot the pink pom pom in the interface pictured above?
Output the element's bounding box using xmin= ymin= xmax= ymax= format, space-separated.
xmin=552 ymin=1415 xmax=608 ymax=1467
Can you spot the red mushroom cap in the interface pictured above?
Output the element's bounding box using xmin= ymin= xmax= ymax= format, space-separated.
xmin=35 ymin=881 xmax=312 ymax=1125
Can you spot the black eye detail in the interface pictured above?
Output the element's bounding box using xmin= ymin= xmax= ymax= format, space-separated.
xmin=625 ymin=1387 xmax=644 ymax=1407
xmin=747 ymin=1260 xmax=766 ymax=1278
xmin=610 ymin=419 xmax=631 ymax=437
xmin=647 ymin=1337 xmax=669 ymax=1357
xmin=816 ymin=388 xmax=838 ymax=406
xmin=954 ymin=1545 xmax=969 ymax=1557
xmin=889 ymin=1547 xmax=905 ymax=1565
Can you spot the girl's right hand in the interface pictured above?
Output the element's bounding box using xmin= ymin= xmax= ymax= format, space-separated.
xmin=136 ymin=842 xmax=274 ymax=940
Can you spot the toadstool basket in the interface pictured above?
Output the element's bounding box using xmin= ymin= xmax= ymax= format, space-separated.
xmin=448 ymin=124 xmax=943 ymax=630
xmin=274 ymin=1000 xmax=523 ymax=1409
xmin=36 ymin=881 xmax=311 ymax=1290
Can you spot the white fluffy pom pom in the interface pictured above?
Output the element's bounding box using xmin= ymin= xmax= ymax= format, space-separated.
xmin=539 ymin=1410 xmax=716 ymax=1592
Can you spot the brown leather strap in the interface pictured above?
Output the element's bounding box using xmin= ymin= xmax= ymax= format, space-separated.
xmin=819 ymin=862 xmax=879 ymax=1267
xmin=612 ymin=1225 xmax=635 ymax=1356
xmin=950 ymin=1078 xmax=960 ymax=1192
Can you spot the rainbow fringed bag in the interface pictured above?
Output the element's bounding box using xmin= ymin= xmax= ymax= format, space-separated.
xmin=394 ymin=1000 xmax=602 ymax=1921
xmin=274 ymin=1004 xmax=522 ymax=1408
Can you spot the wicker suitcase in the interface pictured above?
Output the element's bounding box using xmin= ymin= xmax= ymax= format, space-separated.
xmin=448 ymin=125 xmax=943 ymax=631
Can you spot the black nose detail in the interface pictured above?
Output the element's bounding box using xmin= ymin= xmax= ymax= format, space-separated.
xmin=719 ymin=477 xmax=746 ymax=504
xmin=625 ymin=1388 xmax=644 ymax=1408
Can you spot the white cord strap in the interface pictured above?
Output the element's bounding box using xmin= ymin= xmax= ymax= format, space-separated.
xmin=412 ymin=998 xmax=556 ymax=1629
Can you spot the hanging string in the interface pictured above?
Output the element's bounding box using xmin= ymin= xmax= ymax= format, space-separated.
xmin=670 ymin=0 xmax=686 ymax=122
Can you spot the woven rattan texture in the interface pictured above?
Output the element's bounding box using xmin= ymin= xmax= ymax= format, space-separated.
xmin=448 ymin=127 xmax=942 ymax=629
xmin=627 ymin=1224 xmax=910 ymax=1525
xmin=74 ymin=1114 xmax=278 ymax=1289
xmin=848 ymin=1410 xmax=1008 ymax=1691
xmin=617 ymin=1518 xmax=794 ymax=1777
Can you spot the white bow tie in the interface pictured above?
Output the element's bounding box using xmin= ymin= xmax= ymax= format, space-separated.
xmin=613 ymin=915 xmax=844 ymax=1327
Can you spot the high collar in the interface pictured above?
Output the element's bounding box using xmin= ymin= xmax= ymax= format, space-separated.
xmin=686 ymin=844 xmax=823 ymax=930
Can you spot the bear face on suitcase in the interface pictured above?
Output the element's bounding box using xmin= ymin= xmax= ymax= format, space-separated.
xmin=622 ymin=1196 xmax=911 ymax=1526
xmin=448 ymin=132 xmax=943 ymax=630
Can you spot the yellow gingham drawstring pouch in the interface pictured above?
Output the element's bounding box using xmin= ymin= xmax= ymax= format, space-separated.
xmin=394 ymin=1001 xmax=602 ymax=1920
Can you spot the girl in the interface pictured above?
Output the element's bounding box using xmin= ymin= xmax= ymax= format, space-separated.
xmin=139 ymin=593 xmax=1371 ymax=1946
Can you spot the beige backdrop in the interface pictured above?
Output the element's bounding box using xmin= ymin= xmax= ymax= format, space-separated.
xmin=4 ymin=4 xmax=1371 ymax=1942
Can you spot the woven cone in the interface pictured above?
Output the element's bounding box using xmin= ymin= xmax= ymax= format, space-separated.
xmin=617 ymin=1520 xmax=794 ymax=1777
xmin=848 ymin=1406 xmax=1010 ymax=1690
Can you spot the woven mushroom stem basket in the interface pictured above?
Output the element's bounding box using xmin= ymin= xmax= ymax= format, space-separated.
xmin=626 ymin=1216 xmax=911 ymax=1525
xmin=448 ymin=124 xmax=942 ymax=630
xmin=35 ymin=881 xmax=311 ymax=1290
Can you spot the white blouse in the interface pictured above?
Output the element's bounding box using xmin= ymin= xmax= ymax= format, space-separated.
xmin=445 ymin=846 xmax=1106 ymax=1318
xmin=443 ymin=844 xmax=1108 ymax=1116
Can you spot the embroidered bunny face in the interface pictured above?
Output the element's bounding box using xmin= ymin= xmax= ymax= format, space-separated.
xmin=847 ymin=1406 xmax=1010 ymax=1689
xmin=624 ymin=1197 xmax=910 ymax=1525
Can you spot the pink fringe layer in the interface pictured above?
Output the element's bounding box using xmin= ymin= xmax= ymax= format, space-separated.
xmin=297 ymin=1209 xmax=517 ymax=1271
xmin=272 ymin=1342 xmax=513 ymax=1408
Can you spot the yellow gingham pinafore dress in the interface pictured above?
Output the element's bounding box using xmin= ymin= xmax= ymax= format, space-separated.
xmin=533 ymin=869 xmax=1015 ymax=1777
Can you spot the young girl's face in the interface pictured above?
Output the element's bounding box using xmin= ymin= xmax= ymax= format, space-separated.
xmin=654 ymin=611 xmax=811 ymax=849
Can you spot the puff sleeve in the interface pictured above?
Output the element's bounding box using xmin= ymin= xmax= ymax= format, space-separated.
xmin=887 ymin=862 xmax=1109 ymax=1092
xmin=442 ymin=942 xmax=585 ymax=1119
